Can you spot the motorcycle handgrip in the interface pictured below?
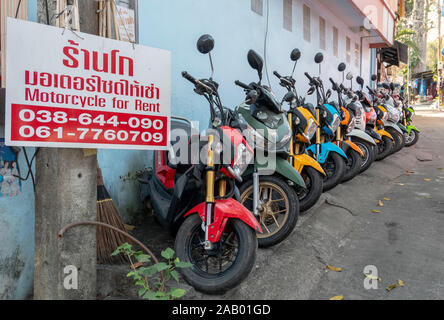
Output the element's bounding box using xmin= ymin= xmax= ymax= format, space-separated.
xmin=182 ymin=71 xmax=197 ymax=85
xmin=304 ymin=72 xmax=314 ymax=82
xmin=273 ymin=71 xmax=282 ymax=79
xmin=235 ymin=80 xmax=251 ymax=90
xmin=329 ymin=78 xmax=337 ymax=87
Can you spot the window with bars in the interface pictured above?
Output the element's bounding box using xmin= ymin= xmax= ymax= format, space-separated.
xmin=251 ymin=0 xmax=263 ymax=16
xmin=283 ymin=0 xmax=292 ymax=31
xmin=319 ymin=17 xmax=326 ymax=50
xmin=303 ymin=4 xmax=310 ymax=42
xmin=355 ymin=43 xmax=360 ymax=67
xmin=346 ymin=36 xmax=351 ymax=63
xmin=333 ymin=27 xmax=338 ymax=57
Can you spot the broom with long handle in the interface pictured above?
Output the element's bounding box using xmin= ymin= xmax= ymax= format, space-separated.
xmin=97 ymin=165 xmax=130 ymax=264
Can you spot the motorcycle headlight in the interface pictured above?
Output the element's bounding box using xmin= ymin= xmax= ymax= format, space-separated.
xmin=230 ymin=142 xmax=254 ymax=180
xmin=346 ymin=118 xmax=356 ymax=133
xmin=386 ymin=106 xmax=400 ymax=123
xmin=329 ymin=114 xmax=340 ymax=133
xmin=245 ymin=125 xmax=267 ymax=150
xmin=275 ymin=129 xmax=292 ymax=151
xmin=306 ymin=118 xmax=317 ymax=140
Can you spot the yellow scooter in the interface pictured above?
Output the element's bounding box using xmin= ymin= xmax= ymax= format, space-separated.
xmin=274 ymin=49 xmax=326 ymax=212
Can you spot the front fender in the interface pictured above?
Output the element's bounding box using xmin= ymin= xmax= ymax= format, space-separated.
xmin=376 ymin=129 xmax=394 ymax=141
xmin=184 ymin=199 xmax=262 ymax=243
xmin=347 ymin=129 xmax=377 ymax=146
xmin=383 ymin=121 xmax=403 ymax=135
xmin=291 ymin=154 xmax=326 ymax=176
xmin=307 ymin=142 xmax=348 ymax=164
xmin=274 ymin=157 xmax=307 ymax=188
xmin=335 ymin=140 xmax=364 ymax=157
xmin=243 ymin=155 xmax=307 ymax=189
xmin=407 ymin=125 xmax=420 ymax=134
xmin=397 ymin=123 xmax=408 ymax=133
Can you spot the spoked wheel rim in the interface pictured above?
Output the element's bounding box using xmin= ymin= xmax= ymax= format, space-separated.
xmin=324 ymin=158 xmax=337 ymax=179
xmin=240 ymin=182 xmax=290 ymax=238
xmin=187 ymin=222 xmax=239 ymax=276
xmin=405 ymin=131 xmax=416 ymax=145
xmin=378 ymin=139 xmax=387 ymax=154
xmin=296 ymin=171 xmax=311 ymax=200
xmin=354 ymin=142 xmax=370 ymax=168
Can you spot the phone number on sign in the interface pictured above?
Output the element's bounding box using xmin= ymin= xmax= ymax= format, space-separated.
xmin=10 ymin=104 xmax=168 ymax=147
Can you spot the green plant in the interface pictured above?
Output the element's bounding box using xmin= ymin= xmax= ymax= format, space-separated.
xmin=112 ymin=243 xmax=193 ymax=300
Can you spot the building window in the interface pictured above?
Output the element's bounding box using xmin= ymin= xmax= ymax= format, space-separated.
xmin=283 ymin=0 xmax=292 ymax=31
xmin=251 ymin=0 xmax=263 ymax=16
xmin=333 ymin=27 xmax=338 ymax=57
xmin=355 ymin=43 xmax=360 ymax=68
xmin=319 ymin=17 xmax=326 ymax=50
xmin=346 ymin=36 xmax=351 ymax=63
xmin=303 ymin=4 xmax=311 ymax=42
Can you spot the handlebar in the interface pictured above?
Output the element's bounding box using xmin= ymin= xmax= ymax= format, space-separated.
xmin=182 ymin=71 xmax=214 ymax=94
xmin=273 ymin=71 xmax=282 ymax=79
xmin=182 ymin=71 xmax=197 ymax=85
xmin=304 ymin=72 xmax=314 ymax=82
xmin=235 ymin=80 xmax=252 ymax=90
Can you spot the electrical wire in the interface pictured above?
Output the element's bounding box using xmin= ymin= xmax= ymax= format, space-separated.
xmin=14 ymin=0 xmax=22 ymax=19
xmin=263 ymin=0 xmax=271 ymax=88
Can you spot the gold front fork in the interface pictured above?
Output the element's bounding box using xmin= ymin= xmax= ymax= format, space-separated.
xmin=316 ymin=109 xmax=321 ymax=145
xmin=336 ymin=126 xmax=342 ymax=144
xmin=403 ymin=110 xmax=407 ymax=126
xmin=206 ymin=135 xmax=215 ymax=203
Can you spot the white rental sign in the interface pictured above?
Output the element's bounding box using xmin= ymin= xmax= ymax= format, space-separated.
xmin=5 ymin=18 xmax=171 ymax=150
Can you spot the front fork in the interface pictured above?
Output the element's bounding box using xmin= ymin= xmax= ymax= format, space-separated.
xmin=204 ymin=135 xmax=217 ymax=250
xmin=316 ymin=108 xmax=321 ymax=161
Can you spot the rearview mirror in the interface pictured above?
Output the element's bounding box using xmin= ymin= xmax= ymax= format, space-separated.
xmin=197 ymin=34 xmax=215 ymax=54
xmin=291 ymin=49 xmax=301 ymax=62
xmin=314 ymin=53 xmax=324 ymax=64
xmin=247 ymin=50 xmax=264 ymax=80
xmin=346 ymin=72 xmax=353 ymax=81
xmin=338 ymin=63 xmax=346 ymax=72
xmin=356 ymin=76 xmax=364 ymax=87
xmin=371 ymin=74 xmax=377 ymax=82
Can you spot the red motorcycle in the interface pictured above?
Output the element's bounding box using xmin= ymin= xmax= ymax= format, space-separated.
xmin=138 ymin=35 xmax=260 ymax=294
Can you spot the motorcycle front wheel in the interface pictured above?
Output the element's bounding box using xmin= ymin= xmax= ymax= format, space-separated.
xmin=175 ymin=214 xmax=257 ymax=294
xmin=387 ymin=129 xmax=404 ymax=154
xmin=352 ymin=139 xmax=375 ymax=174
xmin=341 ymin=148 xmax=363 ymax=183
xmin=297 ymin=166 xmax=324 ymax=213
xmin=375 ymin=136 xmax=394 ymax=161
xmin=405 ymin=130 xmax=419 ymax=147
xmin=239 ymin=175 xmax=299 ymax=248
xmin=322 ymin=152 xmax=346 ymax=192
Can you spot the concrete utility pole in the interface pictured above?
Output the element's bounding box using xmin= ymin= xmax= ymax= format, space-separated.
xmin=34 ymin=0 xmax=98 ymax=300
xmin=438 ymin=2 xmax=442 ymax=108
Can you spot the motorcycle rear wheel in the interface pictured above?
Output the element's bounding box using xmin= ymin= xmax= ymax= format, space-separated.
xmin=375 ymin=136 xmax=394 ymax=161
xmin=175 ymin=214 xmax=257 ymax=294
xmin=239 ymin=176 xmax=299 ymax=248
xmin=322 ymin=152 xmax=346 ymax=192
xmin=341 ymin=149 xmax=363 ymax=183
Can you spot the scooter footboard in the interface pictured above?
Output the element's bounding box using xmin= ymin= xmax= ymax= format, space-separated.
xmin=184 ymin=199 xmax=262 ymax=242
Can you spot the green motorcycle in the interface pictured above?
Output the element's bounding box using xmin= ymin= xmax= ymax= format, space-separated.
xmin=231 ymin=49 xmax=306 ymax=248
xmin=399 ymin=84 xmax=420 ymax=147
